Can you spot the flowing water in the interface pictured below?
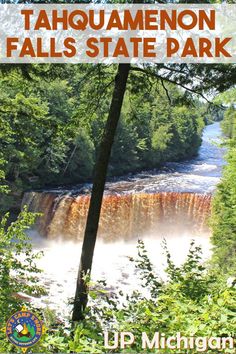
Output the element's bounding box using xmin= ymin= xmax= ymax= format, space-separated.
xmin=22 ymin=122 xmax=225 ymax=315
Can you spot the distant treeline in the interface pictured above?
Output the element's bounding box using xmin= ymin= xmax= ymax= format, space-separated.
xmin=0 ymin=65 xmax=217 ymax=211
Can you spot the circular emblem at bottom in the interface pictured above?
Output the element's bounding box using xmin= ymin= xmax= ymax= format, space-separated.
xmin=6 ymin=308 xmax=43 ymax=352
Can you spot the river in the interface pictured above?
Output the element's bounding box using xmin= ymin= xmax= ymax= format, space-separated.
xmin=24 ymin=122 xmax=225 ymax=316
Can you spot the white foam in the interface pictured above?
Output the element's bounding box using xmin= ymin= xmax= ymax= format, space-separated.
xmin=30 ymin=233 xmax=211 ymax=317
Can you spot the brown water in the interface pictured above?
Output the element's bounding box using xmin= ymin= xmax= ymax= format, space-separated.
xmin=23 ymin=191 xmax=211 ymax=241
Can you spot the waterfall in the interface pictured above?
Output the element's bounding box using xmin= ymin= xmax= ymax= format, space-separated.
xmin=22 ymin=191 xmax=211 ymax=241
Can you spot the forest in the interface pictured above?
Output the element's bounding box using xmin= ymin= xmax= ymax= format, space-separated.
xmin=211 ymin=89 xmax=236 ymax=273
xmin=0 ymin=64 xmax=208 ymax=214
xmin=0 ymin=1 xmax=236 ymax=352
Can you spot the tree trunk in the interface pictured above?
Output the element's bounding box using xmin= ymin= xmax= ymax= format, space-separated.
xmin=72 ymin=63 xmax=130 ymax=321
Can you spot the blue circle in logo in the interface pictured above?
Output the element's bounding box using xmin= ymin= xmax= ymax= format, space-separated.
xmin=6 ymin=310 xmax=43 ymax=349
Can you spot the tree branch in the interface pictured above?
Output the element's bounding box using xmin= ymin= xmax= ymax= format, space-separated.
xmin=160 ymin=77 xmax=172 ymax=104
xmin=130 ymin=66 xmax=212 ymax=104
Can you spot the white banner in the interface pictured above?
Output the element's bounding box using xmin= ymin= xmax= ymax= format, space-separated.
xmin=0 ymin=4 xmax=235 ymax=63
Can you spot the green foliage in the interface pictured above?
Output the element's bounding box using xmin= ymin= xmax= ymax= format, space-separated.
xmin=164 ymin=240 xmax=216 ymax=300
xmin=210 ymin=98 xmax=236 ymax=274
xmin=55 ymin=241 xmax=235 ymax=354
xmin=151 ymin=124 xmax=173 ymax=152
xmin=131 ymin=239 xmax=162 ymax=297
xmin=214 ymin=88 xmax=236 ymax=106
xmin=0 ymin=156 xmax=9 ymax=194
xmin=221 ymin=106 xmax=236 ymax=139
xmin=110 ymin=76 xmax=205 ymax=174
xmin=0 ymin=92 xmax=49 ymax=179
xmin=0 ymin=208 xmax=44 ymax=326
xmin=214 ymin=88 xmax=236 ymax=138
xmin=0 ymin=239 xmax=235 ymax=353
xmin=0 ymin=65 xmax=207 ymax=213
xmin=211 ymin=145 xmax=236 ymax=274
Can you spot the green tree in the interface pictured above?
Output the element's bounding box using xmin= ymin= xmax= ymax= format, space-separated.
xmin=211 ymin=144 xmax=236 ymax=273
xmin=0 ymin=208 xmax=44 ymax=324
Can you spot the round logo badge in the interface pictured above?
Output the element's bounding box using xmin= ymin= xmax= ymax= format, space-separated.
xmin=6 ymin=307 xmax=43 ymax=352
